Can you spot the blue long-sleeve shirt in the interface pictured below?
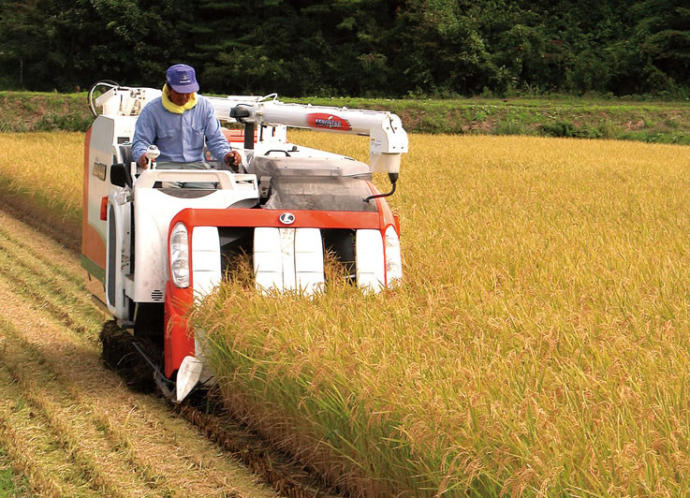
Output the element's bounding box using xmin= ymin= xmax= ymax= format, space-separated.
xmin=131 ymin=95 xmax=230 ymax=163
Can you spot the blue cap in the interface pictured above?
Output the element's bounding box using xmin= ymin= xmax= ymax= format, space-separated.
xmin=166 ymin=64 xmax=199 ymax=93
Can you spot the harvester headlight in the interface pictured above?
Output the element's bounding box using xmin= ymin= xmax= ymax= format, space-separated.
xmin=170 ymin=222 xmax=190 ymax=288
xmin=384 ymin=225 xmax=402 ymax=287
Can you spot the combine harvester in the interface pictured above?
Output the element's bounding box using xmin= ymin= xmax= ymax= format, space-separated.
xmin=82 ymin=82 xmax=407 ymax=402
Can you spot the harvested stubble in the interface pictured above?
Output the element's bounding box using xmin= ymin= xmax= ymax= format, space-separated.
xmin=195 ymin=132 xmax=690 ymax=496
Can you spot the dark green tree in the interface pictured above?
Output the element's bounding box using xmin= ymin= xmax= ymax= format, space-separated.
xmin=631 ymin=0 xmax=690 ymax=91
xmin=0 ymin=0 xmax=687 ymax=95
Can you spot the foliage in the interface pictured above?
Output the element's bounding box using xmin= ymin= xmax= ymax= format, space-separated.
xmin=0 ymin=0 xmax=687 ymax=96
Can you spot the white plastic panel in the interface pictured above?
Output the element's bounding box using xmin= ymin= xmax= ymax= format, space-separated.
xmin=356 ymin=229 xmax=385 ymax=292
xmin=88 ymin=116 xmax=137 ymax=245
xmin=135 ymin=169 xmax=257 ymax=192
xmin=295 ymin=228 xmax=324 ymax=294
xmin=175 ymin=355 xmax=204 ymax=403
xmin=253 ymin=227 xmax=324 ymax=295
xmin=191 ymin=227 xmax=221 ymax=299
xmin=133 ymin=182 xmax=258 ymax=303
xmin=384 ymin=225 xmax=403 ymax=287
xmin=105 ymin=197 xmax=130 ymax=319
xmin=254 ymin=227 xmax=283 ymax=292
xmin=279 ymin=228 xmax=296 ymax=290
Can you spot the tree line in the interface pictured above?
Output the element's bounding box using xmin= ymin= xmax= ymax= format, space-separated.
xmin=0 ymin=0 xmax=687 ymax=97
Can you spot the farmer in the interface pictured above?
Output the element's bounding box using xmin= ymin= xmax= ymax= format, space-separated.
xmin=131 ymin=63 xmax=241 ymax=172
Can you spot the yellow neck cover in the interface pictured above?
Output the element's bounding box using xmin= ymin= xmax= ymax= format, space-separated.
xmin=161 ymin=84 xmax=197 ymax=114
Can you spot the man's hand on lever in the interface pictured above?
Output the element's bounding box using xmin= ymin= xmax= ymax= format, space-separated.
xmin=224 ymin=150 xmax=242 ymax=172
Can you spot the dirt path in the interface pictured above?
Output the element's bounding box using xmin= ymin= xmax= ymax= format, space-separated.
xmin=0 ymin=209 xmax=280 ymax=497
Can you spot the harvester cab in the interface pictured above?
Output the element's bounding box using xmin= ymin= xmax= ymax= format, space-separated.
xmin=82 ymin=82 xmax=408 ymax=401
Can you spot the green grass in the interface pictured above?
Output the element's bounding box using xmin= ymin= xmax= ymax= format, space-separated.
xmin=0 ymin=91 xmax=689 ymax=143
xmin=0 ymin=448 xmax=30 ymax=497
xmin=291 ymin=95 xmax=690 ymax=143
xmin=0 ymin=92 xmax=91 ymax=133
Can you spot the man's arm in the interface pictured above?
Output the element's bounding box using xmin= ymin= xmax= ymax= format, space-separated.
xmin=132 ymin=106 xmax=156 ymax=167
xmin=202 ymin=99 xmax=232 ymax=161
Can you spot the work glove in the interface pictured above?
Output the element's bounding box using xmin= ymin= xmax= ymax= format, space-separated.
xmin=224 ymin=150 xmax=243 ymax=172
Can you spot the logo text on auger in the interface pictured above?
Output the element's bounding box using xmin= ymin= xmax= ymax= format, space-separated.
xmin=306 ymin=113 xmax=352 ymax=131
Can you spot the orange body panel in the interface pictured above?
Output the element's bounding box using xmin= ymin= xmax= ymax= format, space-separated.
xmin=164 ymin=281 xmax=195 ymax=377
xmin=81 ymin=127 xmax=107 ymax=271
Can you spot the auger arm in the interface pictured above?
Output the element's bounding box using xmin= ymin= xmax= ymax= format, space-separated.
xmin=205 ymin=95 xmax=408 ymax=176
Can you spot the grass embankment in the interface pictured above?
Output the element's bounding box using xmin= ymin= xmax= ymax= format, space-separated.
xmin=1 ymin=90 xmax=689 ymax=144
xmin=0 ymin=131 xmax=687 ymax=495
xmin=308 ymin=96 xmax=690 ymax=144
xmin=0 ymin=92 xmax=91 ymax=132
xmin=196 ymin=131 xmax=690 ymax=495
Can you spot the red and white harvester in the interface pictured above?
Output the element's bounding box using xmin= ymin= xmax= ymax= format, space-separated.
xmin=82 ymin=82 xmax=407 ymax=401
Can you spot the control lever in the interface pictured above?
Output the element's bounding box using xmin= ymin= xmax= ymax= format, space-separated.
xmin=145 ymin=144 xmax=160 ymax=169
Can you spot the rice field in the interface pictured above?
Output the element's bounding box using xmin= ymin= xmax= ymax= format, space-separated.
xmin=1 ymin=130 xmax=688 ymax=496
xmin=197 ymin=131 xmax=690 ymax=496
xmin=0 ymin=131 xmax=83 ymax=225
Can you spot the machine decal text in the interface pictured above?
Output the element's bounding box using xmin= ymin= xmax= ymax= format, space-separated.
xmin=306 ymin=113 xmax=352 ymax=131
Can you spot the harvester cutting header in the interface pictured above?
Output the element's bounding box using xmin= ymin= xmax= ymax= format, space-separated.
xmin=82 ymin=72 xmax=408 ymax=402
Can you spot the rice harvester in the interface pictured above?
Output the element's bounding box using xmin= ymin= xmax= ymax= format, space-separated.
xmin=82 ymin=82 xmax=407 ymax=402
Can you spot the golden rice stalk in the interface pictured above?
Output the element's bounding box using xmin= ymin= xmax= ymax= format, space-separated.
xmin=197 ymin=132 xmax=690 ymax=496
xmin=0 ymin=130 xmax=687 ymax=496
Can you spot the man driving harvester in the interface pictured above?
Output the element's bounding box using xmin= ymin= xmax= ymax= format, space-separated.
xmin=132 ymin=63 xmax=242 ymax=174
